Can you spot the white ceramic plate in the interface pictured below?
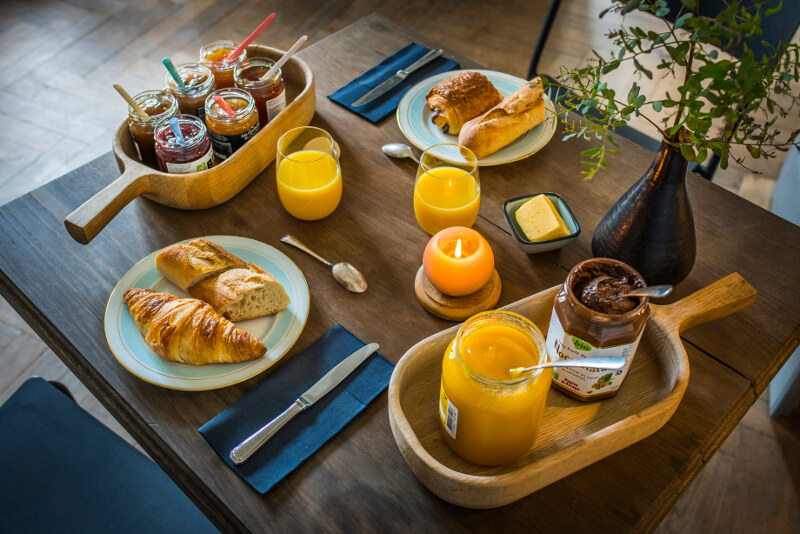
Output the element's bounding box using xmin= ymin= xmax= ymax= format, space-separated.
xmin=105 ymin=235 xmax=310 ymax=391
xmin=396 ymin=70 xmax=557 ymax=166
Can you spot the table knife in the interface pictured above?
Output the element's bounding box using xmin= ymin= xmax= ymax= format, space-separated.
xmin=352 ymin=48 xmax=444 ymax=107
xmin=229 ymin=342 xmax=380 ymax=465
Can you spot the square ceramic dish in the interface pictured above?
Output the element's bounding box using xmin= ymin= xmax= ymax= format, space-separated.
xmin=502 ymin=193 xmax=580 ymax=253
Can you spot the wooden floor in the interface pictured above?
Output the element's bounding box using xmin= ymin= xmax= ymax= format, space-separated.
xmin=1 ymin=1 xmax=797 ymax=532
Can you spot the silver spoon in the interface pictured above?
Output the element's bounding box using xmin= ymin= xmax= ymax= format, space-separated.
xmin=619 ymin=284 xmax=673 ymax=299
xmin=509 ymin=356 xmax=627 ymax=378
xmin=382 ymin=142 xmax=419 ymax=164
xmin=280 ymin=235 xmax=367 ymax=293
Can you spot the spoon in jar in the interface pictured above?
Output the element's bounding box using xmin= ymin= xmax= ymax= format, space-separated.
xmin=618 ymin=284 xmax=673 ymax=299
xmin=280 ymin=235 xmax=367 ymax=293
xmin=382 ymin=143 xmax=419 ymax=164
xmin=509 ymin=357 xmax=627 ymax=379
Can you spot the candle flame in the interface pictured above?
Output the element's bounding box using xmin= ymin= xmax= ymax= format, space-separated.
xmin=455 ymin=238 xmax=462 ymax=259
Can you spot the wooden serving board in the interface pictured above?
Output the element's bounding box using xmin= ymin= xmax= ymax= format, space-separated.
xmin=388 ymin=272 xmax=757 ymax=509
xmin=64 ymin=45 xmax=315 ymax=245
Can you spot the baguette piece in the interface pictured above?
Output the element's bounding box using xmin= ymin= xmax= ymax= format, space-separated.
xmin=155 ymin=239 xmax=246 ymax=291
xmin=188 ymin=263 xmax=291 ymax=321
xmin=123 ymin=288 xmax=266 ymax=365
xmin=458 ymin=77 xmax=546 ymax=159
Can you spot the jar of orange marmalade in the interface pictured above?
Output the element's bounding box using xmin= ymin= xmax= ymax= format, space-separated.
xmin=199 ymin=40 xmax=247 ymax=88
xmin=234 ymin=57 xmax=286 ymax=128
xmin=165 ymin=63 xmax=216 ymax=119
xmin=127 ymin=90 xmax=178 ymax=168
xmin=439 ymin=311 xmax=550 ymax=466
xmin=204 ymin=88 xmax=260 ymax=160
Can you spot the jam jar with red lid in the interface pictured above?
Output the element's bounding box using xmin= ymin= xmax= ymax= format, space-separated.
xmin=154 ymin=115 xmax=214 ymax=174
xmin=545 ymin=258 xmax=651 ymax=401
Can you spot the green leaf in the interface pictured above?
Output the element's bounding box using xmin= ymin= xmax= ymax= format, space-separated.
xmin=766 ymin=1 xmax=783 ymax=17
xmin=680 ymin=144 xmax=696 ymax=162
xmin=652 ymin=101 xmax=662 ymax=112
xmin=680 ymin=0 xmax=696 ymax=9
xmin=696 ymin=148 xmax=708 ymax=164
xmin=633 ymin=58 xmax=653 ymax=79
xmin=581 ymin=147 xmax=602 ymax=157
xmin=747 ymin=145 xmax=761 ymax=158
xmin=674 ymin=12 xmax=692 ymax=29
xmin=709 ymin=49 xmax=718 ymax=59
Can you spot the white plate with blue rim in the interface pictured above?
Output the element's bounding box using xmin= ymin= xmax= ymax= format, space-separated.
xmin=396 ymin=69 xmax=557 ymax=166
xmin=105 ymin=235 xmax=310 ymax=391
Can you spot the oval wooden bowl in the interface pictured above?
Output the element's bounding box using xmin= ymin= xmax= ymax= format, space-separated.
xmin=64 ymin=45 xmax=316 ymax=244
xmin=388 ymin=272 xmax=756 ymax=509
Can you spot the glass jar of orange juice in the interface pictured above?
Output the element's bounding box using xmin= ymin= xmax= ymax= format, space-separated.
xmin=204 ymin=88 xmax=260 ymax=160
xmin=439 ymin=310 xmax=550 ymax=466
xmin=199 ymin=40 xmax=247 ymax=88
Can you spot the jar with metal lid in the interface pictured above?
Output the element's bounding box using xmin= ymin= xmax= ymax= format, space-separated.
xmin=165 ymin=63 xmax=216 ymax=119
xmin=546 ymin=258 xmax=651 ymax=401
xmin=127 ymin=90 xmax=179 ymax=168
xmin=204 ymin=88 xmax=260 ymax=160
xmin=439 ymin=310 xmax=550 ymax=466
xmin=234 ymin=57 xmax=286 ymax=128
xmin=154 ymin=115 xmax=215 ymax=174
xmin=199 ymin=40 xmax=247 ymax=89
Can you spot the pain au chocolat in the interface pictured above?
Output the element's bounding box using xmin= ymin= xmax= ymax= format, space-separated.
xmin=426 ymin=71 xmax=502 ymax=135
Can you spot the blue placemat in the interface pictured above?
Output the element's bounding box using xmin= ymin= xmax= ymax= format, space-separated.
xmin=328 ymin=43 xmax=459 ymax=123
xmin=199 ymin=324 xmax=394 ymax=493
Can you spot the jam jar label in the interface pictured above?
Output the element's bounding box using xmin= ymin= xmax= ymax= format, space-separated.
xmin=164 ymin=147 xmax=214 ymax=174
xmin=209 ymin=123 xmax=260 ymax=160
xmin=439 ymin=384 xmax=458 ymax=439
xmin=545 ymin=310 xmax=643 ymax=399
xmin=266 ymin=92 xmax=286 ymax=122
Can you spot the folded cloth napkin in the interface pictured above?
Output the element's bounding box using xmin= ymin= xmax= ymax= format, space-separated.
xmin=199 ymin=324 xmax=394 ymax=493
xmin=328 ymin=42 xmax=459 ymax=123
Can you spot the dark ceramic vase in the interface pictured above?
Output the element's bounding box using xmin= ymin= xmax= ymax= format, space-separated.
xmin=591 ymin=139 xmax=696 ymax=286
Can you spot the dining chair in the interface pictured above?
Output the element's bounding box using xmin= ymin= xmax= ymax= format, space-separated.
xmin=528 ymin=0 xmax=800 ymax=180
xmin=0 ymin=377 xmax=219 ymax=533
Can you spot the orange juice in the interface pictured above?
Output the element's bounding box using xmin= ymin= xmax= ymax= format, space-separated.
xmin=439 ymin=311 xmax=550 ymax=466
xmin=414 ymin=166 xmax=480 ymax=235
xmin=277 ymin=149 xmax=342 ymax=220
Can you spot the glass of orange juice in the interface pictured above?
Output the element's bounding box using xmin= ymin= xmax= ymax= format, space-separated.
xmin=413 ymin=143 xmax=480 ymax=235
xmin=439 ymin=310 xmax=550 ymax=466
xmin=276 ymin=126 xmax=342 ymax=220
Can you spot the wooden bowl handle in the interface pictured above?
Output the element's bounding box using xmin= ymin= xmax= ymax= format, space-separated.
xmin=64 ymin=167 xmax=149 ymax=244
xmin=653 ymin=272 xmax=757 ymax=334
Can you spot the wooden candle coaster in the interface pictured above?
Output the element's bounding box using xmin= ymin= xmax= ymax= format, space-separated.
xmin=414 ymin=266 xmax=501 ymax=321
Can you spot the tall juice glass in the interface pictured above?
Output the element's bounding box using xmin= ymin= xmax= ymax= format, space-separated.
xmin=414 ymin=143 xmax=480 ymax=235
xmin=276 ymin=126 xmax=342 ymax=220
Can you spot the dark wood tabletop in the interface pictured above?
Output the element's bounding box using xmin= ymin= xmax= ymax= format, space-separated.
xmin=1 ymin=14 xmax=799 ymax=534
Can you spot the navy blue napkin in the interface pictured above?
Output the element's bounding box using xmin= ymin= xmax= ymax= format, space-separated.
xmin=328 ymin=43 xmax=459 ymax=123
xmin=199 ymin=325 xmax=394 ymax=493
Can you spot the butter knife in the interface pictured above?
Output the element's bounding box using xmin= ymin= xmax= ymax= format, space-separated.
xmin=352 ymin=48 xmax=444 ymax=107
xmin=229 ymin=343 xmax=380 ymax=465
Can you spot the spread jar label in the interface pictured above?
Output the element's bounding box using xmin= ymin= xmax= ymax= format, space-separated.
xmin=439 ymin=384 xmax=458 ymax=439
xmin=165 ymin=147 xmax=214 ymax=174
xmin=266 ymin=92 xmax=286 ymax=122
xmin=545 ymin=309 xmax=643 ymax=399
xmin=208 ymin=123 xmax=260 ymax=160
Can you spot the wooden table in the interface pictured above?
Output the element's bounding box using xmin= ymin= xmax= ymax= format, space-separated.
xmin=1 ymin=14 xmax=798 ymax=533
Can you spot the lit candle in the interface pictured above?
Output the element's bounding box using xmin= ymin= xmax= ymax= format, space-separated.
xmin=423 ymin=226 xmax=494 ymax=296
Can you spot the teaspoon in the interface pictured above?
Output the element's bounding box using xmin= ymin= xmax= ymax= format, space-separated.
xmin=382 ymin=142 xmax=419 ymax=164
xmin=619 ymin=284 xmax=673 ymax=299
xmin=509 ymin=356 xmax=627 ymax=379
xmin=280 ymin=235 xmax=367 ymax=293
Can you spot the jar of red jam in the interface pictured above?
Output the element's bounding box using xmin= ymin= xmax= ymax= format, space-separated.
xmin=204 ymin=88 xmax=260 ymax=160
xmin=199 ymin=40 xmax=247 ymax=89
xmin=165 ymin=63 xmax=216 ymax=119
xmin=154 ymin=115 xmax=214 ymax=174
xmin=127 ymin=90 xmax=179 ymax=168
xmin=234 ymin=57 xmax=286 ymax=128
xmin=545 ymin=258 xmax=651 ymax=401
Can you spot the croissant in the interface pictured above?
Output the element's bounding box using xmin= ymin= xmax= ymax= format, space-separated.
xmin=123 ymin=288 xmax=266 ymax=365
xmin=426 ymin=72 xmax=502 ymax=135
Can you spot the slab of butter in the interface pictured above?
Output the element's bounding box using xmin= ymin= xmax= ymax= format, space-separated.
xmin=515 ymin=195 xmax=570 ymax=242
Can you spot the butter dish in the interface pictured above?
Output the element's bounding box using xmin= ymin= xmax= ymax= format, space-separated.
xmin=502 ymin=193 xmax=580 ymax=253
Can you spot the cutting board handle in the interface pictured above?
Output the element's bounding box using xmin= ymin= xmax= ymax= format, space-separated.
xmin=654 ymin=272 xmax=757 ymax=334
xmin=64 ymin=167 xmax=149 ymax=245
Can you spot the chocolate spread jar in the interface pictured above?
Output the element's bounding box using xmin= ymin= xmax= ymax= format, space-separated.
xmin=545 ymin=258 xmax=650 ymax=401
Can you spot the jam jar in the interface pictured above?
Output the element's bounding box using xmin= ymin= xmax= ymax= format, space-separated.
xmin=234 ymin=57 xmax=286 ymax=128
xmin=439 ymin=311 xmax=550 ymax=466
xmin=199 ymin=40 xmax=247 ymax=89
xmin=165 ymin=63 xmax=216 ymax=119
xmin=127 ymin=90 xmax=179 ymax=168
xmin=545 ymin=258 xmax=651 ymax=401
xmin=204 ymin=88 xmax=260 ymax=160
xmin=154 ymin=115 xmax=214 ymax=174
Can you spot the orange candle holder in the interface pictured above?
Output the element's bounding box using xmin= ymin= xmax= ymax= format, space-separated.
xmin=415 ymin=227 xmax=501 ymax=321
